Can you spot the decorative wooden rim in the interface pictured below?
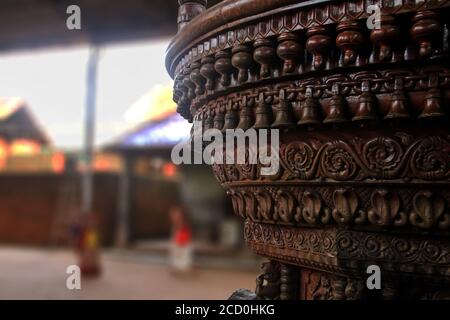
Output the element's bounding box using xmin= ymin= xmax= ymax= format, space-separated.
xmin=167 ymin=0 xmax=318 ymax=76
xmin=166 ymin=0 xmax=450 ymax=77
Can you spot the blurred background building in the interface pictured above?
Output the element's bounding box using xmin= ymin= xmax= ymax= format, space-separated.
xmin=0 ymin=0 xmax=258 ymax=299
xmin=0 ymin=87 xmax=244 ymax=251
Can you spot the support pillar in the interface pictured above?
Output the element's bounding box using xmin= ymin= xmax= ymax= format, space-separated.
xmin=115 ymin=154 xmax=133 ymax=248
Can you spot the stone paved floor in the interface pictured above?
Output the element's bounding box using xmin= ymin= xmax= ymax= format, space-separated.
xmin=0 ymin=246 xmax=256 ymax=300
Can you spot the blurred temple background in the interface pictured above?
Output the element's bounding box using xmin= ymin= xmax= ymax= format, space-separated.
xmin=0 ymin=0 xmax=259 ymax=299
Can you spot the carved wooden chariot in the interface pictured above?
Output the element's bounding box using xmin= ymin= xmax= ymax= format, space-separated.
xmin=166 ymin=0 xmax=450 ymax=299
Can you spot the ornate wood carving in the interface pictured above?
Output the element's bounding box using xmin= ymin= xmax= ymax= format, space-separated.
xmin=167 ymin=0 xmax=450 ymax=300
xmin=212 ymin=130 xmax=450 ymax=184
xmin=244 ymin=220 xmax=450 ymax=279
xmin=177 ymin=0 xmax=207 ymax=31
xmin=255 ymin=260 xmax=281 ymax=300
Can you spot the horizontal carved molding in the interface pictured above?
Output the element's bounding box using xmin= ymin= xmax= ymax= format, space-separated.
xmin=212 ymin=131 xmax=450 ymax=183
xmin=171 ymin=4 xmax=450 ymax=120
xmin=168 ymin=0 xmax=450 ymax=77
xmin=244 ymin=220 xmax=450 ymax=279
xmin=230 ymin=184 xmax=450 ymax=231
xmin=188 ymin=64 xmax=450 ymax=127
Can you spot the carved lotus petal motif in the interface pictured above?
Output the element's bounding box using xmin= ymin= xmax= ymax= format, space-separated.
xmin=368 ymin=190 xmax=407 ymax=227
xmin=212 ymin=163 xmax=227 ymax=183
xmin=256 ymin=191 xmax=274 ymax=221
xmin=410 ymin=191 xmax=449 ymax=229
xmin=229 ymin=190 xmax=246 ymax=218
xmin=275 ymin=190 xmax=296 ymax=223
xmin=236 ymin=163 xmax=257 ymax=180
xmin=243 ymin=191 xmax=258 ymax=221
xmin=302 ymin=191 xmax=330 ymax=224
xmin=332 ymin=189 xmax=358 ymax=224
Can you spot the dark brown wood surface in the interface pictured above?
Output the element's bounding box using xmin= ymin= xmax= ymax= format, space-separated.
xmin=167 ymin=0 xmax=450 ymax=299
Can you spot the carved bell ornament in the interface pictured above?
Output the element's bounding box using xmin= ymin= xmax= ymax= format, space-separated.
xmin=353 ymin=81 xmax=378 ymax=123
xmin=298 ymin=87 xmax=322 ymax=127
xmin=421 ymin=88 xmax=444 ymax=119
xmin=196 ymin=112 xmax=204 ymax=133
xmin=204 ymin=109 xmax=214 ymax=130
xmin=253 ymin=92 xmax=273 ymax=129
xmin=236 ymin=96 xmax=255 ymax=130
xmin=223 ymin=101 xmax=239 ymax=131
xmin=420 ymin=74 xmax=445 ymax=119
xmin=385 ymin=78 xmax=410 ymax=120
xmin=272 ymin=89 xmax=295 ymax=129
xmin=324 ymin=83 xmax=348 ymax=125
xmin=213 ymin=105 xmax=225 ymax=130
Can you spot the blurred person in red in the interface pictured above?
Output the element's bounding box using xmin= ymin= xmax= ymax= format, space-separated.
xmin=70 ymin=212 xmax=101 ymax=276
xmin=169 ymin=205 xmax=193 ymax=274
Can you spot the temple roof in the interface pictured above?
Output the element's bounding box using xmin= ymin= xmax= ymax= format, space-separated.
xmin=105 ymin=113 xmax=191 ymax=152
xmin=0 ymin=98 xmax=51 ymax=145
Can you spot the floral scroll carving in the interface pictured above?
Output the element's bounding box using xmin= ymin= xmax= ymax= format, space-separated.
xmin=410 ymin=137 xmax=450 ymax=180
xmin=214 ymin=133 xmax=450 ymax=184
xmin=245 ymin=220 xmax=450 ymax=275
xmin=362 ymin=137 xmax=404 ymax=177
xmin=281 ymin=141 xmax=316 ymax=179
xmin=321 ymin=141 xmax=358 ymax=181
